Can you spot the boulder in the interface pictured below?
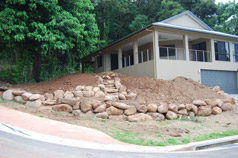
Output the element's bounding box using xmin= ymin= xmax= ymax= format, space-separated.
xmin=85 ymin=86 xmax=93 ymax=91
xmin=42 ymin=100 xmax=56 ymax=106
xmin=82 ymin=91 xmax=94 ymax=97
xmin=98 ymin=84 xmax=106 ymax=91
xmin=61 ymin=98 xmax=78 ymax=106
xmin=22 ymin=92 xmax=33 ymax=101
xmin=31 ymin=100 xmax=42 ymax=109
xmin=12 ymin=90 xmax=25 ymax=96
xmin=75 ymin=86 xmax=84 ymax=91
xmin=85 ymin=111 xmax=95 ymax=118
xmin=93 ymin=87 xmax=100 ymax=93
xmin=29 ymin=94 xmax=42 ymax=101
xmin=2 ymin=90 xmax=14 ymax=101
xmin=44 ymin=93 xmax=54 ymax=101
xmin=109 ymin=115 xmax=127 ymax=121
xmin=0 ymin=87 xmax=8 ymax=91
xmin=54 ymin=90 xmax=64 ymax=100
xmin=106 ymin=106 xmax=123 ymax=115
xmin=147 ymin=104 xmax=157 ymax=112
xmin=126 ymin=93 xmax=137 ymax=100
xmin=212 ymin=86 xmax=220 ymax=92
xmin=189 ymin=112 xmax=195 ymax=117
xmin=94 ymin=91 xmax=105 ymax=98
xmin=204 ymin=99 xmax=218 ymax=107
xmin=73 ymin=101 xmax=80 ymax=110
xmin=119 ymin=85 xmax=127 ymax=93
xmin=221 ymin=103 xmax=236 ymax=111
xmin=80 ymin=100 xmax=92 ymax=113
xmin=215 ymin=99 xmax=223 ymax=107
xmin=185 ymin=104 xmax=193 ymax=111
xmin=157 ymin=102 xmax=168 ymax=113
xmin=118 ymin=93 xmax=126 ymax=100
xmin=74 ymin=91 xmax=83 ymax=97
xmin=191 ymin=105 xmax=198 ymax=115
xmin=52 ymin=104 xmax=72 ymax=112
xmin=94 ymin=104 xmax=106 ymax=113
xmin=178 ymin=109 xmax=188 ymax=115
xmin=107 ymin=80 xmax=114 ymax=84
xmin=124 ymin=107 xmax=137 ymax=116
xmin=114 ymin=81 xmax=122 ymax=89
xmin=147 ymin=112 xmax=165 ymax=121
xmin=217 ymin=90 xmax=224 ymax=95
xmin=168 ymin=104 xmax=178 ymax=113
xmin=223 ymin=97 xmax=236 ymax=104
xmin=166 ymin=111 xmax=178 ymax=120
xmin=96 ymin=112 xmax=108 ymax=119
xmin=136 ymin=105 xmax=147 ymax=113
xmin=114 ymin=77 xmax=120 ymax=82
xmin=111 ymin=102 xmax=129 ymax=110
xmin=193 ymin=100 xmax=207 ymax=106
xmin=128 ymin=113 xmax=153 ymax=122
xmin=197 ymin=105 xmax=212 ymax=116
xmin=212 ymin=107 xmax=222 ymax=115
xmin=104 ymin=95 xmax=118 ymax=101
xmin=97 ymin=77 xmax=103 ymax=84
xmin=13 ymin=96 xmax=26 ymax=104
xmin=178 ymin=104 xmax=186 ymax=110
xmin=72 ymin=110 xmax=84 ymax=116
xmin=105 ymin=88 xmax=118 ymax=93
xmin=64 ymin=91 xmax=74 ymax=98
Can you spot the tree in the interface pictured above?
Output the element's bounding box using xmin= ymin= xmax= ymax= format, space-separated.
xmin=0 ymin=0 xmax=99 ymax=82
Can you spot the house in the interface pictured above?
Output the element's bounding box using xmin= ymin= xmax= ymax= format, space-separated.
xmin=82 ymin=11 xmax=238 ymax=94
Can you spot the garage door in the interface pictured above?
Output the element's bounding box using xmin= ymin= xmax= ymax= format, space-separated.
xmin=201 ymin=70 xmax=238 ymax=94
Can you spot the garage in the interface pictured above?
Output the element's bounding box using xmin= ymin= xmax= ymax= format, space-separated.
xmin=201 ymin=70 xmax=238 ymax=94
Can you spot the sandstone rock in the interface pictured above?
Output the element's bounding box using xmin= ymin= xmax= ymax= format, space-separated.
xmin=111 ymin=102 xmax=129 ymax=110
xmin=166 ymin=111 xmax=178 ymax=120
xmin=73 ymin=101 xmax=80 ymax=110
xmin=12 ymin=90 xmax=25 ymax=96
xmin=189 ymin=112 xmax=195 ymax=117
xmin=25 ymin=101 xmax=33 ymax=107
xmin=114 ymin=77 xmax=120 ymax=82
xmin=2 ymin=90 xmax=14 ymax=101
xmin=107 ymin=80 xmax=114 ymax=84
xmin=31 ymin=100 xmax=42 ymax=109
xmin=204 ymin=99 xmax=218 ymax=107
xmin=119 ymin=85 xmax=127 ymax=93
xmin=193 ymin=100 xmax=207 ymax=106
xmin=93 ymin=87 xmax=100 ymax=93
xmin=52 ymin=104 xmax=72 ymax=112
xmin=212 ymin=86 xmax=220 ymax=92
xmin=185 ymin=104 xmax=193 ymax=111
xmin=56 ymin=98 xmax=62 ymax=104
xmin=178 ymin=104 xmax=186 ymax=110
xmin=22 ymin=92 xmax=33 ymax=101
xmin=82 ymin=91 xmax=94 ymax=97
xmin=94 ymin=91 xmax=105 ymax=98
xmin=178 ymin=109 xmax=188 ymax=115
xmin=168 ymin=104 xmax=178 ymax=112
xmin=212 ymin=107 xmax=222 ymax=115
xmin=128 ymin=113 xmax=153 ymax=122
xmin=72 ymin=110 xmax=84 ymax=116
xmin=94 ymin=104 xmax=106 ymax=113
xmin=0 ymin=87 xmax=8 ymax=91
xmin=42 ymin=100 xmax=56 ymax=106
xmin=80 ymin=100 xmax=92 ymax=113
xmin=85 ymin=111 xmax=94 ymax=118
xmin=96 ymin=112 xmax=108 ymax=119
xmin=118 ymin=93 xmax=126 ymax=100
xmin=85 ymin=86 xmax=93 ymax=91
xmin=74 ymin=91 xmax=83 ymax=97
xmin=29 ymin=94 xmax=42 ymax=101
xmin=14 ymin=96 xmax=26 ymax=104
xmin=217 ymin=90 xmax=224 ymax=95
xmin=147 ymin=104 xmax=157 ymax=112
xmin=191 ymin=105 xmax=198 ymax=114
xmin=44 ymin=93 xmax=54 ymax=101
xmin=97 ymin=77 xmax=103 ymax=84
xmin=124 ymin=107 xmax=137 ymax=116
xmin=104 ymin=95 xmax=118 ymax=101
xmin=114 ymin=81 xmax=122 ymax=89
xmin=223 ymin=97 xmax=235 ymax=104
xmin=136 ymin=105 xmax=147 ymax=113
xmin=98 ymin=84 xmax=106 ymax=91
xmin=61 ymin=98 xmax=78 ymax=106
xmin=157 ymin=102 xmax=168 ymax=113
xmin=109 ymin=115 xmax=127 ymax=121
xmin=126 ymin=93 xmax=137 ymax=100
xmin=103 ymin=75 xmax=111 ymax=79
xmin=215 ymin=99 xmax=223 ymax=107
xmin=54 ymin=90 xmax=64 ymax=100
xmin=106 ymin=106 xmax=123 ymax=115
xmin=147 ymin=112 xmax=165 ymax=121
xmin=75 ymin=86 xmax=84 ymax=91
xmin=221 ymin=103 xmax=236 ymax=111
xmin=197 ymin=105 xmax=211 ymax=116
xmin=64 ymin=91 xmax=74 ymax=98
xmin=105 ymin=88 xmax=118 ymax=93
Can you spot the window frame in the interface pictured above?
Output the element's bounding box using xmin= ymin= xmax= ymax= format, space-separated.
xmin=214 ymin=40 xmax=230 ymax=61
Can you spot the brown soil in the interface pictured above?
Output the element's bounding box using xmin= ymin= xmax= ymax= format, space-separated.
xmin=11 ymin=72 xmax=223 ymax=105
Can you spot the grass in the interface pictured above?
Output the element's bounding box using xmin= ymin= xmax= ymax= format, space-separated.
xmin=112 ymin=130 xmax=238 ymax=147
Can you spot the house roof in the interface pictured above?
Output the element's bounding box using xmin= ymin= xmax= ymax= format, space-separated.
xmin=160 ymin=10 xmax=214 ymax=31
xmin=82 ymin=11 xmax=238 ymax=61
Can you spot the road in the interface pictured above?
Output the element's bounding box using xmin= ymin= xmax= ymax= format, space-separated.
xmin=0 ymin=131 xmax=237 ymax=158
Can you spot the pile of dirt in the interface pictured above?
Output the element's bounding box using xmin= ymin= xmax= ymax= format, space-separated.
xmin=11 ymin=72 xmax=223 ymax=104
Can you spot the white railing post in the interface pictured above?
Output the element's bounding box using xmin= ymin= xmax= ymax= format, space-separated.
xmin=128 ymin=56 xmax=131 ymax=66
xmin=141 ymin=51 xmax=143 ymax=63
xmin=203 ymin=51 xmax=205 ymax=62
xmin=195 ymin=50 xmax=198 ymax=61
xmin=167 ymin=47 xmax=169 ymax=60
xmin=175 ymin=48 xmax=178 ymax=60
xmin=147 ymin=49 xmax=149 ymax=61
xmin=124 ymin=57 xmax=126 ymax=67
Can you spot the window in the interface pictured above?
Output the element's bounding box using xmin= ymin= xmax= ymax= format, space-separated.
xmin=192 ymin=42 xmax=207 ymax=62
xmin=214 ymin=41 xmax=230 ymax=61
xmin=97 ymin=55 xmax=102 ymax=67
xmin=233 ymin=43 xmax=238 ymax=62
xmin=159 ymin=45 xmax=175 ymax=57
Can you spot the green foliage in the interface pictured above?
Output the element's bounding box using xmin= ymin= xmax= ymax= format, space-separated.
xmin=129 ymin=14 xmax=149 ymax=31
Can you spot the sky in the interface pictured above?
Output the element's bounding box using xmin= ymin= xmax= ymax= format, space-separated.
xmin=215 ymin=0 xmax=238 ymax=4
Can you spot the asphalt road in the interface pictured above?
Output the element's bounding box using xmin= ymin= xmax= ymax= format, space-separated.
xmin=0 ymin=131 xmax=238 ymax=158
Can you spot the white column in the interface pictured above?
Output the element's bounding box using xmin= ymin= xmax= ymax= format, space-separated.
xmin=229 ymin=42 xmax=234 ymax=62
xmin=210 ymin=39 xmax=215 ymax=62
xmin=118 ymin=47 xmax=122 ymax=68
xmin=183 ymin=35 xmax=189 ymax=61
xmin=133 ymin=40 xmax=138 ymax=65
xmin=153 ymin=30 xmax=159 ymax=78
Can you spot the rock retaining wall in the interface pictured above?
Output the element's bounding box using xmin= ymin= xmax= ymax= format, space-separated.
xmin=0 ymin=73 xmax=236 ymax=122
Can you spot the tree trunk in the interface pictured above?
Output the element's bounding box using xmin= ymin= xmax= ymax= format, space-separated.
xmin=32 ymin=50 xmax=41 ymax=82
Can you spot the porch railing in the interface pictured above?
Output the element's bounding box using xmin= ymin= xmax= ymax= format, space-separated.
xmin=189 ymin=49 xmax=211 ymax=62
xmin=159 ymin=46 xmax=185 ymax=60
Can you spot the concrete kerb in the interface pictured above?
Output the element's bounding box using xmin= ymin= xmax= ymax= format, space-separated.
xmin=1 ymin=122 xmax=238 ymax=153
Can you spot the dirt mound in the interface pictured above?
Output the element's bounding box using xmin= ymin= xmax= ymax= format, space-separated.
xmin=11 ymin=72 xmax=223 ymax=104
